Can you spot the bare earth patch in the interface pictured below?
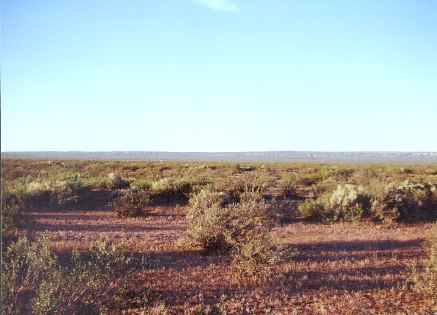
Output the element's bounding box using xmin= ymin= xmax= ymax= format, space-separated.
xmin=19 ymin=208 xmax=436 ymax=314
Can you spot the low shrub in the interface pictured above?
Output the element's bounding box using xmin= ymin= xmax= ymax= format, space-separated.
xmin=298 ymin=198 xmax=327 ymax=221
xmin=2 ymin=233 xmax=141 ymax=314
xmin=214 ymin=172 xmax=273 ymax=199
xmin=279 ymin=174 xmax=299 ymax=198
xmin=51 ymin=175 xmax=92 ymax=208
xmin=298 ymin=184 xmax=371 ymax=222
xmin=296 ymin=172 xmax=325 ymax=187
xmin=425 ymin=168 xmax=437 ymax=176
xmin=110 ymin=188 xmax=149 ymax=218
xmin=150 ymin=177 xmax=193 ymax=204
xmin=371 ymin=181 xmax=437 ymax=223
xmin=130 ymin=178 xmax=153 ymax=190
xmin=333 ymin=168 xmax=355 ymax=180
xmin=3 ymin=175 xmax=93 ymax=211
xmin=398 ymin=167 xmax=414 ymax=174
xmin=1 ymin=191 xmax=21 ymax=238
xmin=311 ymin=177 xmax=337 ymax=197
xmin=108 ymin=173 xmax=130 ymax=190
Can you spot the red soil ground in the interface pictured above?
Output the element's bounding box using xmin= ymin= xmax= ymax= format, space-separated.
xmin=19 ymin=206 xmax=436 ymax=314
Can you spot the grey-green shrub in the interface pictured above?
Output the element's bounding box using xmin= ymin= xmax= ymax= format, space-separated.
xmin=51 ymin=175 xmax=92 ymax=208
xmin=187 ymin=189 xmax=281 ymax=279
xmin=186 ymin=187 xmax=229 ymax=251
xmin=150 ymin=177 xmax=192 ymax=203
xmin=328 ymin=184 xmax=371 ymax=222
xmin=371 ymin=181 xmax=437 ymax=223
xmin=2 ymin=233 xmax=140 ymax=315
xmin=108 ymin=173 xmax=130 ymax=190
xmin=110 ymin=188 xmax=149 ymax=218
xmin=299 ymin=184 xmax=370 ymax=222
xmin=279 ymin=173 xmax=299 ymax=198
xmin=2 ymin=175 xmax=92 ymax=211
xmin=298 ymin=198 xmax=327 ymax=221
xmin=2 ymin=233 xmax=57 ymax=315
xmin=224 ymin=192 xmax=280 ymax=279
xmin=1 ymin=191 xmax=21 ymax=237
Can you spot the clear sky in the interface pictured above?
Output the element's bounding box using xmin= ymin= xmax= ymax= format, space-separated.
xmin=2 ymin=0 xmax=437 ymax=152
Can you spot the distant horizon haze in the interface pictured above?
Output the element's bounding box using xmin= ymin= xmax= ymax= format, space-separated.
xmin=3 ymin=151 xmax=437 ymax=163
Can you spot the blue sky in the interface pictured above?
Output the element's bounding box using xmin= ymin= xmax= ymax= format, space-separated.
xmin=2 ymin=0 xmax=437 ymax=152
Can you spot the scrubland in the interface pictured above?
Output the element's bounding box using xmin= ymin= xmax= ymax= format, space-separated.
xmin=2 ymin=159 xmax=437 ymax=314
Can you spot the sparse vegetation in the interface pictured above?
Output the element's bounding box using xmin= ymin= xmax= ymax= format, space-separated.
xmin=2 ymin=158 xmax=437 ymax=313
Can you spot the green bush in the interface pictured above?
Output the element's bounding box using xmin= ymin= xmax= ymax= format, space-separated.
xmin=110 ymin=188 xmax=149 ymax=218
xmin=371 ymin=181 xmax=437 ymax=223
xmin=2 ymin=233 xmax=141 ymax=314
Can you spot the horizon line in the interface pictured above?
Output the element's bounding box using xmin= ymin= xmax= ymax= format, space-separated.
xmin=2 ymin=150 xmax=437 ymax=153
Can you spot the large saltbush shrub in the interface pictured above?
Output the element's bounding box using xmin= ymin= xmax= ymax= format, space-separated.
xmin=224 ymin=192 xmax=280 ymax=279
xmin=371 ymin=181 xmax=437 ymax=223
xmin=187 ymin=188 xmax=281 ymax=278
xmin=186 ymin=187 xmax=228 ymax=251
